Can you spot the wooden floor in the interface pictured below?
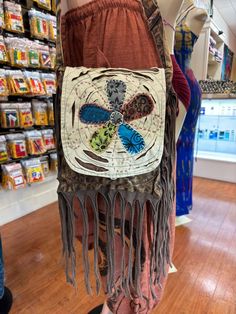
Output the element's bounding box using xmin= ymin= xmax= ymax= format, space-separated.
xmin=1 ymin=177 xmax=236 ymax=314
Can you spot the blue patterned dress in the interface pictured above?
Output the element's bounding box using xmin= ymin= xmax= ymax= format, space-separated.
xmin=174 ymin=16 xmax=202 ymax=216
xmin=0 ymin=236 xmax=4 ymax=299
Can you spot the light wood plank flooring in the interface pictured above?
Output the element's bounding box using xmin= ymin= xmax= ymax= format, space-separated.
xmin=1 ymin=177 xmax=236 ymax=314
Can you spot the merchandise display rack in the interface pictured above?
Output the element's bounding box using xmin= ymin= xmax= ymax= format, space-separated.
xmin=0 ymin=0 xmax=58 ymax=224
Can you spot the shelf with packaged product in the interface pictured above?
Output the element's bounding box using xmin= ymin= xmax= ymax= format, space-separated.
xmin=0 ymin=0 xmax=58 ymax=224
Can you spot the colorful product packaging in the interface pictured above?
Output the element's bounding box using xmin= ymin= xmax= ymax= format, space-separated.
xmin=0 ymin=135 xmax=8 ymax=163
xmin=25 ymin=71 xmax=45 ymax=96
xmin=38 ymin=44 xmax=52 ymax=68
xmin=40 ymin=155 xmax=49 ymax=176
xmin=0 ymin=103 xmax=19 ymax=128
xmin=48 ymin=15 xmax=56 ymax=41
xmin=28 ymin=42 xmax=40 ymax=68
xmin=32 ymin=100 xmax=48 ymax=126
xmin=51 ymin=0 xmax=56 ymax=13
xmin=4 ymin=1 xmax=24 ymax=34
xmin=25 ymin=130 xmax=46 ymax=155
xmin=18 ymin=103 xmax=33 ymax=128
xmin=0 ymin=0 xmax=5 ymax=29
xmin=0 ymin=69 xmax=9 ymax=97
xmin=29 ymin=9 xmax=49 ymax=40
xmin=1 ymin=163 xmax=25 ymax=190
xmin=6 ymin=133 xmax=28 ymax=159
xmin=41 ymin=129 xmax=55 ymax=150
xmin=0 ymin=36 xmax=8 ymax=63
xmin=5 ymin=37 xmax=29 ymax=68
xmin=50 ymin=46 xmax=56 ymax=69
xmin=34 ymin=0 xmax=51 ymax=11
xmin=7 ymin=70 xmax=30 ymax=95
xmin=50 ymin=152 xmax=57 ymax=172
xmin=41 ymin=73 xmax=56 ymax=95
xmin=47 ymin=101 xmax=54 ymax=126
xmin=21 ymin=158 xmax=44 ymax=184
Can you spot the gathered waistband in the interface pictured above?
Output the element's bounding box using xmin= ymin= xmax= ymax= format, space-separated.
xmin=64 ymin=0 xmax=143 ymax=22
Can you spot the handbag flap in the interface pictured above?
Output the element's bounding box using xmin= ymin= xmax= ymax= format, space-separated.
xmin=61 ymin=66 xmax=166 ymax=180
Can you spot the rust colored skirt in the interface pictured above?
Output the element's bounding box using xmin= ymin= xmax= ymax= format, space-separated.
xmin=59 ymin=1 xmax=177 ymax=313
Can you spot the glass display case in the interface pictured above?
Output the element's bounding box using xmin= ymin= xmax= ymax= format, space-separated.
xmin=195 ymin=95 xmax=236 ymax=162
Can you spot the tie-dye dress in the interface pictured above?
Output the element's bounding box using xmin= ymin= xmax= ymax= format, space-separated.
xmin=174 ymin=15 xmax=202 ymax=217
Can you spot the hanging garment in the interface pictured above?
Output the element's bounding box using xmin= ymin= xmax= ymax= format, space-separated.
xmin=0 ymin=236 xmax=4 ymax=299
xmin=56 ymin=1 xmax=177 ymax=313
xmin=171 ymin=54 xmax=191 ymax=113
xmin=174 ymin=12 xmax=202 ymax=217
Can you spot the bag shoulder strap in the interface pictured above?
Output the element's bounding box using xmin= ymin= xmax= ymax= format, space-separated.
xmin=56 ymin=0 xmax=65 ymax=72
xmin=141 ymin=0 xmax=173 ymax=85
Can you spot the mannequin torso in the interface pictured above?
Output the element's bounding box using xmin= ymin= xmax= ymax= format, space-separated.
xmin=158 ymin=0 xmax=184 ymax=54
xmin=158 ymin=0 xmax=188 ymax=139
xmin=177 ymin=0 xmax=208 ymax=36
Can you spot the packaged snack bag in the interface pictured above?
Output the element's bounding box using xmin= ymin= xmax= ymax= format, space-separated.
xmin=5 ymin=37 xmax=29 ymax=67
xmin=25 ymin=71 xmax=45 ymax=95
xmin=0 ymin=36 xmax=8 ymax=63
xmin=51 ymin=0 xmax=56 ymax=14
xmin=32 ymin=100 xmax=48 ymax=126
xmin=21 ymin=158 xmax=44 ymax=184
xmin=47 ymin=101 xmax=54 ymax=126
xmin=0 ymin=135 xmax=8 ymax=163
xmin=4 ymin=1 xmax=24 ymax=33
xmin=49 ymin=46 xmax=56 ymax=69
xmin=50 ymin=152 xmax=57 ymax=172
xmin=0 ymin=0 xmax=5 ymax=29
xmin=7 ymin=70 xmax=30 ymax=95
xmin=1 ymin=163 xmax=25 ymax=190
xmin=48 ymin=15 xmax=56 ymax=41
xmin=41 ymin=73 xmax=56 ymax=95
xmin=25 ymin=130 xmax=46 ymax=155
xmin=0 ymin=103 xmax=19 ymax=128
xmin=40 ymin=155 xmax=49 ymax=176
xmin=41 ymin=129 xmax=55 ymax=150
xmin=29 ymin=9 xmax=49 ymax=40
xmin=6 ymin=133 xmax=28 ymax=159
xmin=27 ymin=40 xmax=40 ymax=68
xmin=38 ymin=44 xmax=51 ymax=68
xmin=34 ymin=0 xmax=51 ymax=11
xmin=18 ymin=102 xmax=33 ymax=128
xmin=0 ymin=69 xmax=9 ymax=96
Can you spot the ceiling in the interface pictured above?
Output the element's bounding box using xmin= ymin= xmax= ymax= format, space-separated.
xmin=214 ymin=0 xmax=236 ymax=37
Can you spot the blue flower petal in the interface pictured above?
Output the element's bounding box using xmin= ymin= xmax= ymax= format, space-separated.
xmin=79 ymin=104 xmax=111 ymax=125
xmin=118 ymin=123 xmax=145 ymax=155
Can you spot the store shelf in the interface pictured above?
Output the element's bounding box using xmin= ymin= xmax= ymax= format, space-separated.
xmin=195 ymin=151 xmax=236 ymax=163
xmin=0 ymin=173 xmax=58 ymax=226
xmin=202 ymin=93 xmax=236 ymax=99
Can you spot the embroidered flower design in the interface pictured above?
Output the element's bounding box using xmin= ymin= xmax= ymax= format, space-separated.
xmin=79 ymin=80 xmax=154 ymax=155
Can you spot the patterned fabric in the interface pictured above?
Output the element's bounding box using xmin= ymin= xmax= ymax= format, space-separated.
xmin=55 ymin=1 xmax=177 ymax=313
xmin=174 ymin=14 xmax=202 ymax=216
xmin=61 ymin=67 xmax=166 ymax=179
xmin=0 ymin=236 xmax=4 ymax=299
xmin=171 ymin=54 xmax=191 ymax=111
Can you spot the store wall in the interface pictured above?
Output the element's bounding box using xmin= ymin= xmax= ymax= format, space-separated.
xmin=212 ymin=5 xmax=236 ymax=54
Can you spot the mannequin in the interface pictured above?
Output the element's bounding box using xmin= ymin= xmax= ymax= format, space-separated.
xmin=177 ymin=0 xmax=208 ymax=36
xmin=174 ymin=0 xmax=207 ymax=217
xmin=158 ymin=0 xmax=189 ymax=139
